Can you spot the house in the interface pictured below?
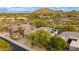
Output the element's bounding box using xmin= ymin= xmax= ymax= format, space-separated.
xmin=60 ymin=32 xmax=79 ymax=51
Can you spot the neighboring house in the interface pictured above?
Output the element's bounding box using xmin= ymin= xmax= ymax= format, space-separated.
xmin=60 ymin=32 xmax=79 ymax=51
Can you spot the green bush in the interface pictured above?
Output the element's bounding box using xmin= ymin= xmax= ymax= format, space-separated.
xmin=0 ymin=39 xmax=13 ymax=51
xmin=57 ymin=25 xmax=78 ymax=32
xmin=51 ymin=36 xmax=68 ymax=50
xmin=27 ymin=29 xmax=52 ymax=49
xmin=29 ymin=14 xmax=39 ymax=19
xmin=32 ymin=20 xmax=49 ymax=28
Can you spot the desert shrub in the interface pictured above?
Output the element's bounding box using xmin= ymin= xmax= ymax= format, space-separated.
xmin=0 ymin=38 xmax=13 ymax=51
xmin=27 ymin=29 xmax=52 ymax=49
xmin=51 ymin=36 xmax=68 ymax=50
xmin=32 ymin=20 xmax=49 ymax=28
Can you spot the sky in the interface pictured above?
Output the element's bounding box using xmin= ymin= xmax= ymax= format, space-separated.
xmin=0 ymin=7 xmax=79 ymax=13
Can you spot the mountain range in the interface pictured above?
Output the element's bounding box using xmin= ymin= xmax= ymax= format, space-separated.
xmin=0 ymin=7 xmax=79 ymax=13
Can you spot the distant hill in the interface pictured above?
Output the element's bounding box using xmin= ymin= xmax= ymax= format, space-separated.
xmin=32 ymin=8 xmax=54 ymax=14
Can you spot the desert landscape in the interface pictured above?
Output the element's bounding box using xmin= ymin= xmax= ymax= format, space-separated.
xmin=0 ymin=8 xmax=79 ymax=51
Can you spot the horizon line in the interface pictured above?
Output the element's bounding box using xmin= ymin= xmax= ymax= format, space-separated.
xmin=0 ymin=7 xmax=79 ymax=13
